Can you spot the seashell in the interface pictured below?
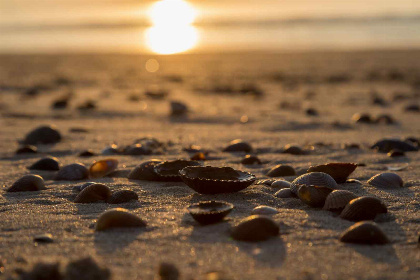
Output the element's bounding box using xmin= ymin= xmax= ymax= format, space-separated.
xmin=305 ymin=108 xmax=318 ymax=116
xmin=77 ymin=100 xmax=96 ymax=110
xmin=241 ymin=155 xmax=261 ymax=165
xmin=28 ymin=157 xmax=60 ymax=171
xmin=387 ymin=149 xmax=405 ymax=157
xmin=180 ymin=166 xmax=256 ymax=194
xmin=266 ymin=164 xmax=296 ymax=177
xmin=405 ymin=137 xmax=419 ymax=147
xmin=95 ymin=208 xmax=146 ymax=231
xmin=371 ymin=138 xmax=418 ymax=153
xmin=101 ymin=144 xmax=120 ymax=155
xmin=223 ymin=139 xmax=253 ymax=153
xmin=297 ymin=185 xmax=333 ymax=208
xmin=183 ymin=144 xmax=203 ymax=153
xmin=170 ymin=101 xmax=188 ymax=116
xmin=128 ymin=159 xmax=164 ymax=181
xmin=352 ymin=113 xmax=372 ymax=124
xmin=190 ymin=152 xmax=206 ymax=161
xmin=33 ymin=233 xmax=53 ymax=243
xmin=340 ymin=196 xmax=387 ymax=221
xmin=405 ymin=104 xmax=420 ymax=112
xmin=55 ymin=163 xmax=89 ymax=181
xmin=107 ymin=190 xmax=138 ymax=204
xmin=271 ymin=180 xmax=291 ymax=189
xmin=307 ymin=162 xmax=358 ymax=184
xmin=78 ymin=150 xmax=96 ymax=157
xmin=282 ymin=144 xmax=307 ymax=155
xmin=74 ymin=183 xmax=111 ymax=203
xmin=187 ymin=201 xmax=234 ymax=225
xmin=375 ymin=114 xmax=395 ymax=125
xmin=255 ymin=178 xmax=276 ymax=186
xmin=65 ymin=257 xmax=111 ymax=280
xmin=274 ymin=188 xmax=296 ymax=198
xmin=158 ymin=262 xmax=180 ymax=280
xmin=7 ymin=175 xmax=46 ymax=192
xmin=339 ymin=221 xmax=389 ymax=244
xmin=22 ymin=125 xmax=62 ymax=145
xmin=124 ymin=144 xmax=151 ymax=155
xmin=134 ymin=137 xmax=164 ymax=151
xmin=231 ymin=215 xmax=279 ymax=242
xmin=89 ymin=159 xmax=118 ymax=178
xmin=323 ymin=190 xmax=358 ymax=211
xmin=251 ymin=205 xmax=278 ymax=215
xmin=290 ymin=172 xmax=338 ymax=195
xmin=367 ymin=172 xmax=403 ymax=188
xmin=154 ymin=160 xmax=202 ymax=181
xmin=16 ymin=145 xmax=38 ymax=154
xmin=72 ymin=182 xmax=95 ymax=192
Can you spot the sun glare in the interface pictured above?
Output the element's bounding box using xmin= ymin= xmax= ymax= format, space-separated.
xmin=145 ymin=0 xmax=198 ymax=55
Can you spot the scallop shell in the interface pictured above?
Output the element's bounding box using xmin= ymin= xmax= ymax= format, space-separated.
xmin=89 ymin=159 xmax=118 ymax=178
xmin=22 ymin=125 xmax=62 ymax=145
xmin=241 ymin=155 xmax=261 ymax=165
xmin=55 ymin=163 xmax=89 ymax=181
xmin=128 ymin=159 xmax=164 ymax=181
xmin=340 ymin=196 xmax=387 ymax=221
xmin=95 ymin=208 xmax=146 ymax=231
xmin=223 ymin=139 xmax=253 ymax=153
xmin=153 ymin=160 xmax=202 ymax=181
xmin=271 ymin=180 xmax=291 ymax=189
xmin=74 ymin=183 xmax=111 ymax=203
xmin=367 ymin=172 xmax=403 ymax=188
xmin=180 ymin=166 xmax=256 ymax=194
xmin=307 ymin=163 xmax=358 ymax=184
xmin=251 ymin=205 xmax=278 ymax=215
xmin=231 ymin=215 xmax=279 ymax=242
xmin=187 ymin=201 xmax=234 ymax=225
xmin=323 ymin=190 xmax=358 ymax=211
xmin=339 ymin=221 xmax=389 ymax=244
xmin=290 ymin=172 xmax=338 ymax=195
xmin=28 ymin=157 xmax=60 ymax=171
xmin=297 ymin=185 xmax=333 ymax=208
xmin=274 ymin=188 xmax=296 ymax=198
xmin=371 ymin=138 xmax=418 ymax=153
xmin=107 ymin=190 xmax=138 ymax=204
xmin=7 ymin=175 xmax=46 ymax=192
xmin=16 ymin=145 xmax=38 ymax=154
xmin=266 ymin=165 xmax=296 ymax=177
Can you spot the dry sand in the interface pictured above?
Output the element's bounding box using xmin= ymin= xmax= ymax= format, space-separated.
xmin=0 ymin=50 xmax=419 ymax=279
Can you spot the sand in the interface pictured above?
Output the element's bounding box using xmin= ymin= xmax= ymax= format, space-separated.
xmin=0 ymin=50 xmax=419 ymax=279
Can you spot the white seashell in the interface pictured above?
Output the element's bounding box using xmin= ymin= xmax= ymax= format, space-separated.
xmin=271 ymin=180 xmax=291 ymax=189
xmin=251 ymin=205 xmax=279 ymax=215
xmin=367 ymin=172 xmax=403 ymax=188
xmin=290 ymin=172 xmax=338 ymax=195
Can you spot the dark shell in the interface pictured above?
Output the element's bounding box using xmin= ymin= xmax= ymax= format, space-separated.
xmin=28 ymin=157 xmax=60 ymax=171
xmin=7 ymin=175 xmax=46 ymax=192
xmin=282 ymin=144 xmax=307 ymax=155
xmin=158 ymin=262 xmax=180 ymax=280
xmin=405 ymin=137 xmax=419 ymax=146
xmin=375 ymin=114 xmax=395 ymax=124
xmin=124 ymin=144 xmax=151 ymax=155
xmin=387 ymin=149 xmax=405 ymax=157
xmin=307 ymin=162 xmax=358 ymax=184
xmin=55 ymin=163 xmax=89 ymax=181
xmin=290 ymin=172 xmax=338 ymax=195
xmin=33 ymin=233 xmax=53 ymax=243
xmin=170 ymin=101 xmax=188 ymax=116
xmin=231 ymin=215 xmax=279 ymax=242
xmin=89 ymin=159 xmax=118 ymax=178
xmin=274 ymin=188 xmax=296 ymax=198
xmin=154 ymin=160 xmax=202 ymax=181
xmin=297 ymin=185 xmax=333 ymax=208
xmin=323 ymin=190 xmax=358 ymax=211
xmin=190 ymin=152 xmax=206 ymax=161
xmin=187 ymin=201 xmax=234 ymax=225
xmin=23 ymin=125 xmax=62 ymax=145
xmin=72 ymin=182 xmax=95 ymax=192
xmin=241 ymin=155 xmax=262 ymax=165
xmin=305 ymin=108 xmax=318 ymax=116
xmin=74 ymin=183 xmax=112 ymax=203
xmin=266 ymin=164 xmax=296 ymax=177
xmin=107 ymin=190 xmax=138 ymax=204
xmin=339 ymin=221 xmax=390 ymax=244
xmin=371 ymin=139 xmax=418 ymax=153
xmin=404 ymin=104 xmax=419 ymax=112
xmin=16 ymin=145 xmax=38 ymax=154
xmin=101 ymin=145 xmax=120 ymax=155
xmin=78 ymin=150 xmax=96 ymax=157
xmin=128 ymin=159 xmax=164 ymax=181
xmin=340 ymin=196 xmax=387 ymax=221
xmin=180 ymin=166 xmax=256 ymax=194
xmin=95 ymin=208 xmax=146 ymax=231
xmin=352 ymin=113 xmax=372 ymax=124
xmin=223 ymin=139 xmax=253 ymax=153
xmin=367 ymin=172 xmax=403 ymax=188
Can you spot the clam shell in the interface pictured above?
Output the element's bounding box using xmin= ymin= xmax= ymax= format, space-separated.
xmin=231 ymin=215 xmax=279 ymax=242
xmin=16 ymin=145 xmax=38 ymax=154
xmin=187 ymin=201 xmax=234 ymax=225
xmin=74 ymin=183 xmax=111 ymax=203
xmin=55 ymin=163 xmax=89 ymax=181
xmin=274 ymin=188 xmax=296 ymax=198
xmin=271 ymin=180 xmax=291 ymax=189
xmin=153 ymin=160 xmax=201 ymax=181
xmin=89 ymin=159 xmax=118 ymax=178
xmin=23 ymin=125 xmax=62 ymax=145
xmin=179 ymin=166 xmax=256 ymax=194
xmin=28 ymin=157 xmax=60 ymax=171
xmin=107 ymin=190 xmax=138 ymax=204
xmin=282 ymin=144 xmax=307 ymax=155
xmin=266 ymin=165 xmax=296 ymax=177
xmin=95 ymin=208 xmax=146 ymax=231
xmin=251 ymin=205 xmax=278 ymax=215
xmin=7 ymin=175 xmax=46 ymax=192
xmin=371 ymin=138 xmax=418 ymax=153
xmin=290 ymin=172 xmax=338 ymax=195
xmin=297 ymin=185 xmax=333 ymax=208
xmin=323 ymin=190 xmax=358 ymax=211
xmin=307 ymin=163 xmax=357 ymax=184
xmin=223 ymin=139 xmax=253 ymax=153
xmin=339 ymin=221 xmax=389 ymax=244
xmin=241 ymin=155 xmax=261 ymax=165
xmin=128 ymin=159 xmax=164 ymax=181
xmin=340 ymin=196 xmax=387 ymax=221
xmin=367 ymin=172 xmax=403 ymax=188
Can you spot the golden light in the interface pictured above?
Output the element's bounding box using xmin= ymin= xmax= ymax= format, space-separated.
xmin=149 ymin=0 xmax=196 ymax=26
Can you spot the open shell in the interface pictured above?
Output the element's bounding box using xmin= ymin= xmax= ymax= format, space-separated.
xmin=28 ymin=157 xmax=60 ymax=171
xmin=107 ymin=190 xmax=138 ymax=204
xmin=55 ymin=163 xmax=89 ymax=181
xmin=7 ymin=175 xmax=46 ymax=192
xmin=367 ymin=172 xmax=403 ymax=188
xmin=187 ymin=201 xmax=234 ymax=225
xmin=180 ymin=166 xmax=256 ymax=194
xmin=127 ymin=159 xmax=164 ymax=181
xmin=307 ymin=163 xmax=357 ymax=183
xmin=297 ymin=184 xmax=333 ymax=208
xmin=266 ymin=165 xmax=296 ymax=177
xmin=323 ymin=190 xmax=358 ymax=211
xmin=231 ymin=215 xmax=279 ymax=242
xmin=153 ymin=160 xmax=201 ymax=181
xmin=340 ymin=196 xmax=387 ymax=221
xmin=290 ymin=172 xmax=338 ymax=195
xmin=339 ymin=221 xmax=389 ymax=244
xmin=89 ymin=159 xmax=118 ymax=178
xmin=95 ymin=208 xmax=146 ymax=231
xmin=74 ymin=183 xmax=111 ymax=203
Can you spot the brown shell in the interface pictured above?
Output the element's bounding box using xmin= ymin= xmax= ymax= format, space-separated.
xmin=95 ymin=208 xmax=146 ymax=231
xmin=339 ymin=221 xmax=390 ymax=244
xmin=297 ymin=185 xmax=333 ymax=208
xmin=307 ymin=163 xmax=358 ymax=183
xmin=274 ymin=188 xmax=296 ymax=198
xmin=266 ymin=165 xmax=296 ymax=177
xmin=187 ymin=201 xmax=234 ymax=225
xmin=223 ymin=139 xmax=253 ymax=153
xmin=107 ymin=190 xmax=138 ymax=204
xmin=340 ymin=196 xmax=387 ymax=221
xmin=282 ymin=144 xmax=307 ymax=155
xmin=127 ymin=159 xmax=164 ymax=181
xmin=153 ymin=160 xmax=202 ymax=181
xmin=323 ymin=190 xmax=358 ymax=211
xmin=231 ymin=215 xmax=279 ymax=242
xmin=241 ymin=155 xmax=262 ymax=165
xmin=23 ymin=125 xmax=62 ymax=145
xmin=367 ymin=172 xmax=404 ymax=188
xmin=290 ymin=172 xmax=338 ymax=195
xmin=89 ymin=159 xmax=118 ymax=178
xmin=7 ymin=175 xmax=46 ymax=192
xmin=28 ymin=157 xmax=60 ymax=171
xmin=55 ymin=163 xmax=89 ymax=181
xmin=74 ymin=183 xmax=112 ymax=203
